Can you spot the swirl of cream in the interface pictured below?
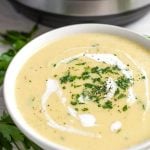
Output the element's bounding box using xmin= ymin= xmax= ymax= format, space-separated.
xmin=41 ymin=51 xmax=149 ymax=136
xmin=41 ymin=79 xmax=101 ymax=138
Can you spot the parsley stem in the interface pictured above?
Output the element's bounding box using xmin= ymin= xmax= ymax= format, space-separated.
xmin=12 ymin=138 xmax=21 ymax=150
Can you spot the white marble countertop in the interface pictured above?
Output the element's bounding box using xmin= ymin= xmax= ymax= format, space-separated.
xmin=0 ymin=0 xmax=150 ymax=114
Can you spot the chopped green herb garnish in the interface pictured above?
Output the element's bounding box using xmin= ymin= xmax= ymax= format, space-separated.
xmin=98 ymin=104 xmax=101 ymax=107
xmin=82 ymin=108 xmax=88 ymax=111
xmin=73 ymin=84 xmax=81 ymax=88
xmin=57 ymin=56 xmax=134 ymax=111
xmin=117 ymin=93 xmax=126 ymax=99
xmin=60 ymin=72 xmax=77 ymax=84
xmin=31 ymin=97 xmax=35 ymax=101
xmin=62 ymin=86 xmax=66 ymax=89
xmin=53 ymin=64 xmax=56 ymax=67
xmin=81 ymin=71 xmax=90 ymax=80
xmin=54 ymin=74 xmax=57 ymax=77
xmin=116 ymin=129 xmax=121 ymax=133
xmin=142 ymin=104 xmax=145 ymax=110
xmin=91 ymin=66 xmax=100 ymax=74
xmin=92 ymin=77 xmax=101 ymax=83
xmin=112 ymin=65 xmax=120 ymax=71
xmin=141 ymin=76 xmax=146 ymax=79
xmin=75 ymin=108 xmax=79 ymax=111
xmin=116 ymin=76 xmax=131 ymax=90
xmin=75 ymin=62 xmax=86 ymax=66
xmin=122 ymin=105 xmax=128 ymax=111
xmin=84 ymin=83 xmax=93 ymax=88
xmin=70 ymin=101 xmax=77 ymax=105
xmin=102 ymin=101 xmax=113 ymax=109
xmin=114 ymin=88 xmax=120 ymax=96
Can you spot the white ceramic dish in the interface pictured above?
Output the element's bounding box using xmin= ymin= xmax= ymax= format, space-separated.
xmin=3 ymin=24 xmax=150 ymax=150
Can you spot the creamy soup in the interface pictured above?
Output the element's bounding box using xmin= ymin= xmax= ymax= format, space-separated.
xmin=16 ymin=33 xmax=150 ymax=150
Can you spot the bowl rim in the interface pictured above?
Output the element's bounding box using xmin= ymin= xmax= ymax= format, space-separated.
xmin=3 ymin=23 xmax=150 ymax=150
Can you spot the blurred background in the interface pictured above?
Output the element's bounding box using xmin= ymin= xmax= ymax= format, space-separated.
xmin=0 ymin=0 xmax=150 ymax=113
xmin=0 ymin=0 xmax=150 ymax=34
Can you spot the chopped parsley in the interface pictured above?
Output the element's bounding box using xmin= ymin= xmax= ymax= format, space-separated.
xmin=59 ymin=72 xmax=77 ymax=84
xmin=114 ymin=88 xmax=120 ymax=96
xmin=70 ymin=101 xmax=77 ymax=105
xmin=116 ymin=76 xmax=131 ymax=90
xmin=102 ymin=101 xmax=113 ymax=109
xmin=117 ymin=93 xmax=126 ymax=99
xmin=75 ymin=62 xmax=86 ymax=66
xmin=62 ymin=86 xmax=66 ymax=89
xmin=55 ymin=57 xmax=138 ymax=112
xmin=54 ymin=74 xmax=57 ymax=77
xmin=122 ymin=105 xmax=128 ymax=111
xmin=75 ymin=108 xmax=79 ymax=111
xmin=81 ymin=71 xmax=90 ymax=80
xmin=53 ymin=63 xmax=56 ymax=67
xmin=82 ymin=108 xmax=89 ymax=111
xmin=141 ymin=75 xmax=146 ymax=79
xmin=116 ymin=129 xmax=122 ymax=133
xmin=92 ymin=77 xmax=101 ymax=83
xmin=91 ymin=66 xmax=100 ymax=74
xmin=142 ymin=104 xmax=145 ymax=110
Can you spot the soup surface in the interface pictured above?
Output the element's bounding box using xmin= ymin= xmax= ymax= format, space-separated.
xmin=16 ymin=33 xmax=150 ymax=150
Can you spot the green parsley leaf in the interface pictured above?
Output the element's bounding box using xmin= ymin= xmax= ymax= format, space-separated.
xmin=122 ymin=105 xmax=128 ymax=111
xmin=102 ymin=101 xmax=113 ymax=109
xmin=82 ymin=108 xmax=89 ymax=111
xmin=0 ymin=112 xmax=42 ymax=150
xmin=59 ymin=72 xmax=77 ymax=84
xmin=117 ymin=93 xmax=126 ymax=99
xmin=0 ymin=25 xmax=38 ymax=85
xmin=116 ymin=76 xmax=131 ymax=90
xmin=0 ymin=26 xmax=42 ymax=150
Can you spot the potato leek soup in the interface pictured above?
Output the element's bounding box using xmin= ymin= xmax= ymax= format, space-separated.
xmin=16 ymin=33 xmax=150 ymax=150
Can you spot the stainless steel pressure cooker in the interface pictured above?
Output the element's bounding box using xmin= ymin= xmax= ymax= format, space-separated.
xmin=9 ymin=0 xmax=150 ymax=27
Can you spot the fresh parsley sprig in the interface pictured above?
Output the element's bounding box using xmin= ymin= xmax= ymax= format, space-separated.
xmin=0 ymin=112 xmax=42 ymax=150
xmin=0 ymin=25 xmax=42 ymax=149
xmin=0 ymin=25 xmax=38 ymax=85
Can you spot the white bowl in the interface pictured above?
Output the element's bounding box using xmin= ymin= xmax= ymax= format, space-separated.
xmin=3 ymin=24 xmax=150 ymax=150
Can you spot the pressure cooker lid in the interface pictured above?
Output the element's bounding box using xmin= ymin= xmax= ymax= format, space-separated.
xmin=12 ymin=0 xmax=150 ymax=16
xmin=9 ymin=0 xmax=150 ymax=27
